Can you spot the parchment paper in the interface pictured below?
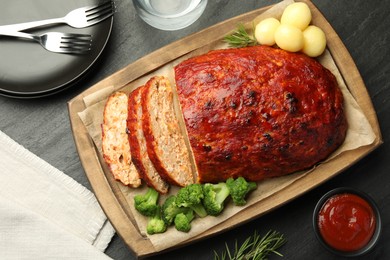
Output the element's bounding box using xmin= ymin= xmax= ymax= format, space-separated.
xmin=77 ymin=0 xmax=376 ymax=251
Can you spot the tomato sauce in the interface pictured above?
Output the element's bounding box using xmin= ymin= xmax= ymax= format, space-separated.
xmin=318 ymin=193 xmax=376 ymax=252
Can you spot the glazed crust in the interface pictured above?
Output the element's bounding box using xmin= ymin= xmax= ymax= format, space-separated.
xmin=175 ymin=45 xmax=348 ymax=183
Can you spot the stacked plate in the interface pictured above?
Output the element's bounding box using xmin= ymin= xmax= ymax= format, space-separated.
xmin=0 ymin=0 xmax=113 ymax=98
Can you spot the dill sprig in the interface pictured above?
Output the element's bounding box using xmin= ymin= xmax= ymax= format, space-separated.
xmin=214 ymin=230 xmax=286 ymax=260
xmin=223 ymin=23 xmax=258 ymax=48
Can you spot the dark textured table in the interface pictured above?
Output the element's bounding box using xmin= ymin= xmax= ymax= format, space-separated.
xmin=1 ymin=0 xmax=389 ymax=259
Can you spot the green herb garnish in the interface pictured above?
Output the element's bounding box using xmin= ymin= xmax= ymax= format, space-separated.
xmin=223 ymin=23 xmax=258 ymax=48
xmin=214 ymin=230 xmax=286 ymax=260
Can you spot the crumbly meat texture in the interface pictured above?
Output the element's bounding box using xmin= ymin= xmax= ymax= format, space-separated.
xmin=102 ymin=91 xmax=142 ymax=187
xmin=127 ymin=86 xmax=169 ymax=194
xmin=174 ymin=45 xmax=348 ymax=183
xmin=141 ymin=76 xmax=194 ymax=187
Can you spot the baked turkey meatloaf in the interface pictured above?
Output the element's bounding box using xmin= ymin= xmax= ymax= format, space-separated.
xmin=127 ymin=86 xmax=169 ymax=193
xmin=174 ymin=45 xmax=348 ymax=183
xmin=101 ymin=91 xmax=142 ymax=188
xmin=141 ymin=76 xmax=194 ymax=187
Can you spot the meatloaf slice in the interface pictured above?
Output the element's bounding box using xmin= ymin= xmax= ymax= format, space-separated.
xmin=127 ymin=86 xmax=169 ymax=194
xmin=102 ymin=91 xmax=142 ymax=187
xmin=175 ymin=45 xmax=348 ymax=183
xmin=141 ymin=76 xmax=194 ymax=187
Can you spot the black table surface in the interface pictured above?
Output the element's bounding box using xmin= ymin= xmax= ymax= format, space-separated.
xmin=1 ymin=0 xmax=389 ymax=259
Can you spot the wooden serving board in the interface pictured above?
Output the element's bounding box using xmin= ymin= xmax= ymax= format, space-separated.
xmin=68 ymin=0 xmax=382 ymax=258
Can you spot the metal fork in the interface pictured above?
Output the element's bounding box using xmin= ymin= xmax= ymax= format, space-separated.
xmin=0 ymin=1 xmax=115 ymax=32
xmin=0 ymin=31 xmax=92 ymax=54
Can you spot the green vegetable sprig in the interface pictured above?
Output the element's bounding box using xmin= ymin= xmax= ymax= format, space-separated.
xmin=214 ymin=230 xmax=286 ymax=260
xmin=223 ymin=23 xmax=258 ymax=48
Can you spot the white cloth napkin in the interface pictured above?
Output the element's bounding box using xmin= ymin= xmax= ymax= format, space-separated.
xmin=0 ymin=130 xmax=115 ymax=259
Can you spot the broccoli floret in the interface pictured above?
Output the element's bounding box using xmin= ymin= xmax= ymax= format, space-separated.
xmin=175 ymin=183 xmax=208 ymax=218
xmin=226 ymin=177 xmax=257 ymax=206
xmin=174 ymin=210 xmax=195 ymax=232
xmin=203 ymin=182 xmax=230 ymax=216
xmin=161 ymin=195 xmax=188 ymax=225
xmin=134 ymin=187 xmax=159 ymax=217
xmin=146 ymin=206 xmax=167 ymax=235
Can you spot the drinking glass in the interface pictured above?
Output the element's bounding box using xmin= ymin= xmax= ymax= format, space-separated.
xmin=132 ymin=0 xmax=208 ymax=31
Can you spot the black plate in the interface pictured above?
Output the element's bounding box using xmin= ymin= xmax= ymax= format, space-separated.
xmin=0 ymin=0 xmax=113 ymax=98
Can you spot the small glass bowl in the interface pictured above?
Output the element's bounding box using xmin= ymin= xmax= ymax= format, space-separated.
xmin=312 ymin=187 xmax=382 ymax=257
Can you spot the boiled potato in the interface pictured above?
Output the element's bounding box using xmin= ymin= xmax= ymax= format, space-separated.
xmin=281 ymin=2 xmax=312 ymax=30
xmin=302 ymin=25 xmax=326 ymax=57
xmin=255 ymin=17 xmax=280 ymax=46
xmin=274 ymin=24 xmax=303 ymax=52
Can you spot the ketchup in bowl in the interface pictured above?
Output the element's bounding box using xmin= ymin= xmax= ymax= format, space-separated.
xmin=313 ymin=188 xmax=381 ymax=257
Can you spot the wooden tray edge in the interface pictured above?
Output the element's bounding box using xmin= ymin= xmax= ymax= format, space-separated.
xmin=305 ymin=0 xmax=383 ymax=143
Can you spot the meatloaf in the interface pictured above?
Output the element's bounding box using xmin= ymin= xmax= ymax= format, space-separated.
xmin=102 ymin=91 xmax=142 ymax=187
xmin=174 ymin=45 xmax=348 ymax=183
xmin=141 ymin=76 xmax=195 ymax=187
xmin=127 ymin=86 xmax=169 ymax=193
